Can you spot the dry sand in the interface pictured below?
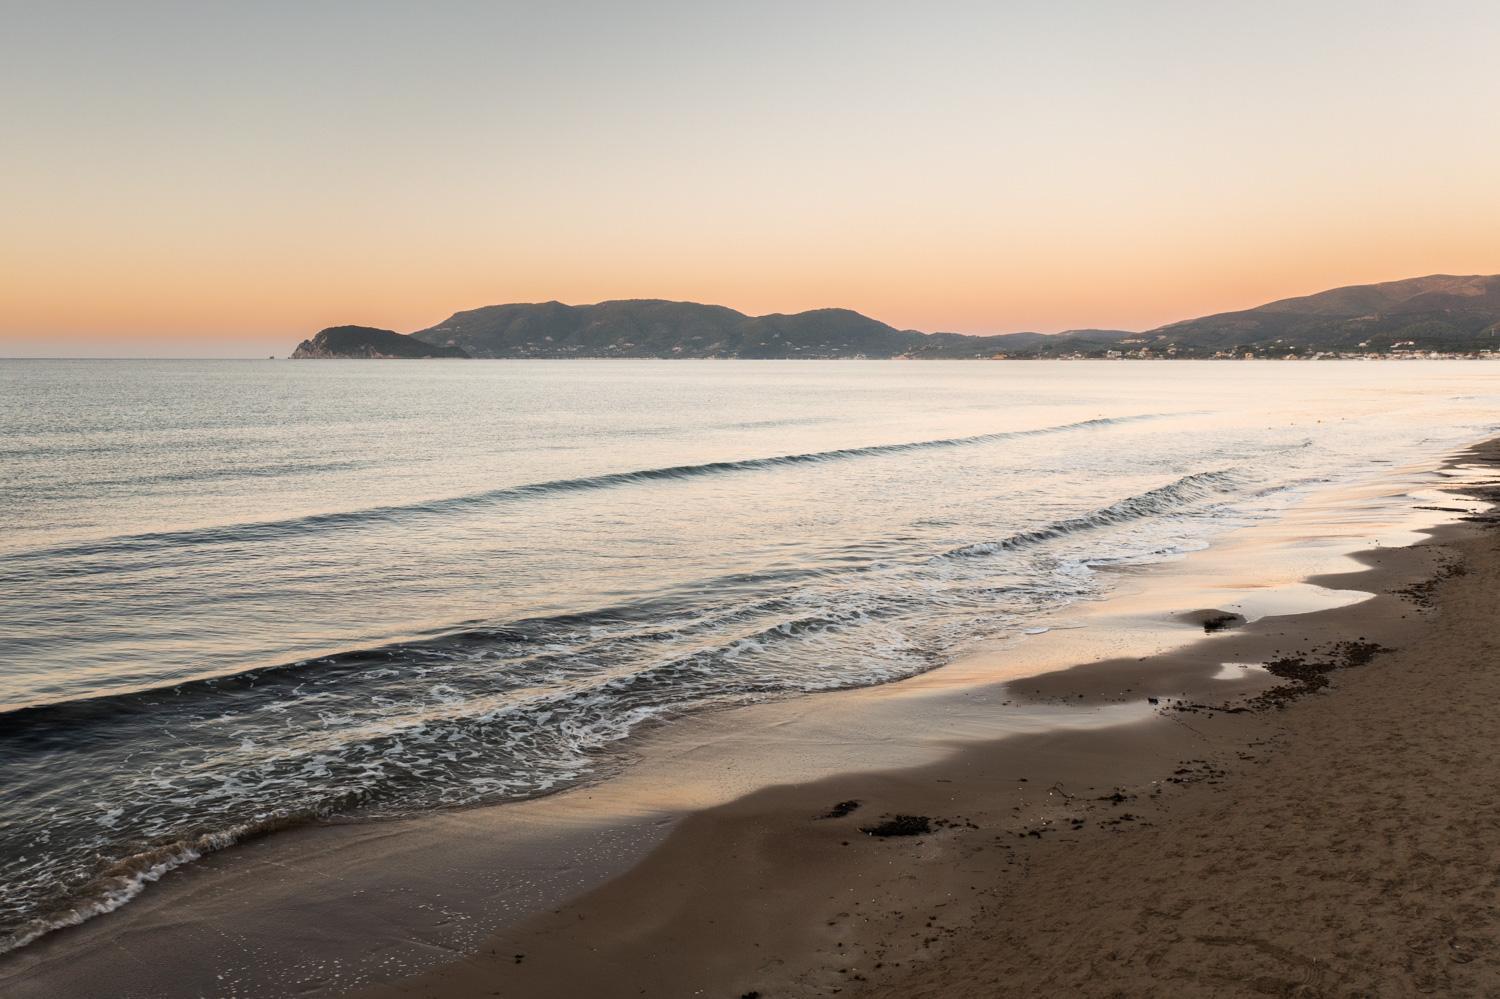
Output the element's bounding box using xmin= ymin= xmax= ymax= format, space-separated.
xmin=369 ymin=448 xmax=1500 ymax=998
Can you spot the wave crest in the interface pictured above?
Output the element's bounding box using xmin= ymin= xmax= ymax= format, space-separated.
xmin=5 ymin=413 xmax=1169 ymax=562
xmin=944 ymin=468 xmax=1242 ymax=558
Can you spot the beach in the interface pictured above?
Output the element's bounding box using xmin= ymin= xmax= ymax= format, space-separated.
xmin=6 ymin=445 xmax=1495 ymax=999
xmin=359 ymin=444 xmax=1500 ymax=997
xmin=4 ymin=373 xmax=1499 ymax=998
xmin=10 ymin=3 xmax=1500 ymax=994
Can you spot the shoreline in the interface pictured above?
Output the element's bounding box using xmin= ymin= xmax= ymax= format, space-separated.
xmin=4 ymin=440 xmax=1495 ymax=997
xmin=366 ymin=442 xmax=1500 ymax=997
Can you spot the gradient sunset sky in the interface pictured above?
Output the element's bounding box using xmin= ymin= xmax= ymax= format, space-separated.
xmin=4 ymin=1 xmax=1498 ymax=356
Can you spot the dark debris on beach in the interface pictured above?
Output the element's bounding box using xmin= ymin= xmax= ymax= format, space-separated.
xmin=1393 ymin=553 xmax=1469 ymax=609
xmin=1249 ymin=639 xmax=1393 ymax=710
xmin=1201 ymin=612 xmax=1247 ymax=634
xmin=1157 ymin=638 xmax=1396 ymax=719
xmin=820 ymin=800 xmax=862 ymax=820
xmin=861 ymin=815 xmax=933 ymax=837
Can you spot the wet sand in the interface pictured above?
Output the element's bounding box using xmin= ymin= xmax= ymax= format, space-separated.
xmin=366 ymin=445 xmax=1500 ymax=997
xmin=6 ymin=446 xmax=1498 ymax=998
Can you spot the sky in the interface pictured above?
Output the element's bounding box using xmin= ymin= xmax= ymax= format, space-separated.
xmin=3 ymin=0 xmax=1499 ymax=356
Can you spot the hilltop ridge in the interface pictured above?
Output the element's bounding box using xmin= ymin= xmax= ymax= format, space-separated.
xmin=291 ymin=275 xmax=1500 ymax=359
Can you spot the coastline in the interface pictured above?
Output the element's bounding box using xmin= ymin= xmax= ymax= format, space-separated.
xmin=4 ymin=439 xmax=1496 ymax=998
xmin=368 ymin=443 xmax=1500 ymax=997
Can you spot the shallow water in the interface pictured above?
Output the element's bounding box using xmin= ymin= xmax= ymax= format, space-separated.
xmin=2 ymin=358 xmax=1497 ymax=950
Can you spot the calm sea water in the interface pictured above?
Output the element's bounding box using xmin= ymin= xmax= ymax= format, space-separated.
xmin=3 ymin=358 xmax=1498 ymax=950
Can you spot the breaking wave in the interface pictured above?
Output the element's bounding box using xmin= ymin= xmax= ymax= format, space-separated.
xmin=5 ymin=414 xmax=1168 ymax=562
xmin=943 ymin=469 xmax=1243 ymax=558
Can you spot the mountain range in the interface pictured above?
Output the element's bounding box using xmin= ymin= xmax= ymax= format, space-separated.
xmin=291 ymin=274 xmax=1500 ymax=359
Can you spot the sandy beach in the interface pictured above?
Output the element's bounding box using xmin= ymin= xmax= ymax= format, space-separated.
xmin=10 ymin=4 xmax=1500 ymax=995
xmin=361 ymin=444 xmax=1500 ymax=998
xmin=6 ymin=441 xmax=1498 ymax=999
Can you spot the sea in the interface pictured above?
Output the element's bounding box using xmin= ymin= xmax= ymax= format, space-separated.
xmin=3 ymin=358 xmax=1498 ymax=951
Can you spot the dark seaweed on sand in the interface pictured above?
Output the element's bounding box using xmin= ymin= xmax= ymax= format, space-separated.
xmin=1250 ymin=640 xmax=1392 ymax=709
xmin=861 ymin=815 xmax=932 ymax=837
xmin=1201 ymin=612 xmax=1245 ymax=633
xmin=820 ymin=800 xmax=862 ymax=819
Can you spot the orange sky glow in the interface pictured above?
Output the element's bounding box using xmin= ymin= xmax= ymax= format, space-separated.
xmin=3 ymin=2 xmax=1498 ymax=355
